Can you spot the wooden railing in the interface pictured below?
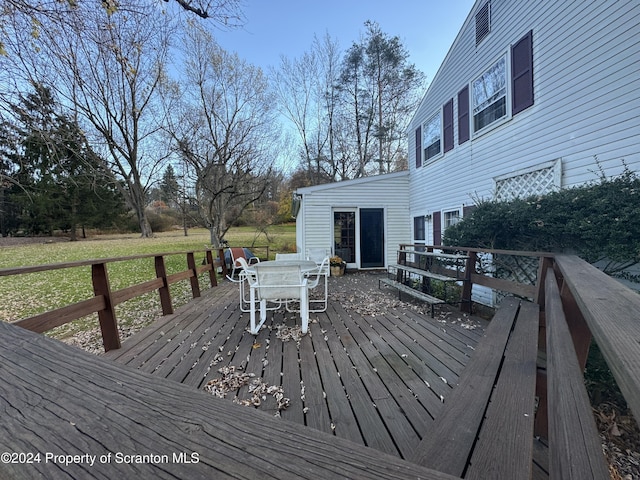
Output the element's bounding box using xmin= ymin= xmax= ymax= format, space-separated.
xmin=0 ymin=248 xmax=228 ymax=352
xmin=2 ymin=244 xmax=640 ymax=478
xmin=400 ymin=244 xmax=640 ymax=478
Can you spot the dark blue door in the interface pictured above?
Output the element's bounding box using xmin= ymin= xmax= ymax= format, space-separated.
xmin=360 ymin=208 xmax=384 ymax=268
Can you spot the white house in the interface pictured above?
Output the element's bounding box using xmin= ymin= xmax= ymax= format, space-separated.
xmin=294 ymin=0 xmax=640 ymax=275
xmin=294 ymin=171 xmax=410 ymax=270
xmin=408 ymin=0 xmax=639 ymax=246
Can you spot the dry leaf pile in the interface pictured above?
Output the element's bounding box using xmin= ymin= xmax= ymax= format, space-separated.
xmin=204 ymin=365 xmax=290 ymax=413
xmin=595 ymin=403 xmax=640 ymax=479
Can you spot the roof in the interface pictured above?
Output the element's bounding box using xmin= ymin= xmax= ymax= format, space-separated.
xmin=295 ymin=171 xmax=410 ymax=195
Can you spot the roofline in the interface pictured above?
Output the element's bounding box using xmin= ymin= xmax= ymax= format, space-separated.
xmin=295 ymin=171 xmax=410 ymax=195
xmin=407 ymin=0 xmax=480 ymax=130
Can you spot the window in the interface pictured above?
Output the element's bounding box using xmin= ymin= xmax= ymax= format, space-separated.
xmin=458 ymin=86 xmax=470 ymax=144
xmin=472 ymin=55 xmax=507 ymax=132
xmin=413 ymin=216 xmax=425 ymax=242
xmin=423 ymin=113 xmax=441 ymax=161
xmin=475 ymin=1 xmax=491 ymax=45
xmin=512 ymin=30 xmax=534 ymax=115
xmin=443 ymin=99 xmax=454 ymax=153
xmin=444 ymin=209 xmax=461 ymax=229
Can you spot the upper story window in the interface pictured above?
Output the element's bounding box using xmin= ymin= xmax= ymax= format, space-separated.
xmin=423 ymin=113 xmax=441 ymax=162
xmin=475 ymin=1 xmax=491 ymax=45
xmin=472 ymin=54 xmax=507 ymax=133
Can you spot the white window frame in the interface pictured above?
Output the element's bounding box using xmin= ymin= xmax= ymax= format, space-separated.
xmin=422 ymin=112 xmax=442 ymax=163
xmin=442 ymin=207 xmax=462 ymax=232
xmin=472 ymin=53 xmax=510 ymax=136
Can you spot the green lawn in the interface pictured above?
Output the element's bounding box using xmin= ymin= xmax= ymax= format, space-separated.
xmin=0 ymin=225 xmax=296 ymax=349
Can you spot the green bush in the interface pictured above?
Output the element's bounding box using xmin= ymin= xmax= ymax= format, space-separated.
xmin=444 ymin=168 xmax=640 ymax=276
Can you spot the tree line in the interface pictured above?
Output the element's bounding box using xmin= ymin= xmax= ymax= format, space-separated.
xmin=0 ymin=0 xmax=425 ymax=246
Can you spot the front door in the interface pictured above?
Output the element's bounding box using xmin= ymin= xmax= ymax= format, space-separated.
xmin=360 ymin=208 xmax=384 ymax=268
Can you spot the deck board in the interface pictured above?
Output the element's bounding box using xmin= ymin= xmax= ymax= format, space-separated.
xmin=103 ymin=272 xmax=487 ymax=461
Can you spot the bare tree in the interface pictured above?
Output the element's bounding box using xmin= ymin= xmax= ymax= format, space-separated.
xmin=272 ymin=33 xmax=345 ymax=183
xmin=166 ymin=25 xmax=280 ymax=247
xmin=1 ymin=0 xmax=175 ymax=236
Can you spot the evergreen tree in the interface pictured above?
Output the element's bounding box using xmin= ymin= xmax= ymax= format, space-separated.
xmin=0 ymin=83 xmax=126 ymax=237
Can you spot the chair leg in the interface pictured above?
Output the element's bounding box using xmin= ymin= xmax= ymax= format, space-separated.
xmin=250 ymin=286 xmax=257 ymax=334
xmin=301 ymin=286 xmax=309 ymax=334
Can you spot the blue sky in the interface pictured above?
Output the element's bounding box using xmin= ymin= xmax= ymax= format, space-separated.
xmin=212 ymin=0 xmax=477 ymax=81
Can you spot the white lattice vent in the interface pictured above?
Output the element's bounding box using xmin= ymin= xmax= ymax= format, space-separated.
xmin=494 ymin=159 xmax=561 ymax=201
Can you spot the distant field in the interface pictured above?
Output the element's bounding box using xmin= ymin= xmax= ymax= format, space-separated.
xmin=0 ymin=225 xmax=297 ymax=351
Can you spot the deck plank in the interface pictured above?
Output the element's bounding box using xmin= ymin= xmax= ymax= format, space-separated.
xmin=0 ymin=319 xmax=459 ymax=480
xmin=101 ymin=273 xmax=490 ymax=462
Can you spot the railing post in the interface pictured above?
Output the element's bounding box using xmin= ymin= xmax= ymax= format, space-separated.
xmin=186 ymin=252 xmax=201 ymax=299
xmin=460 ymin=251 xmax=476 ymax=313
xmin=218 ymin=248 xmax=228 ymax=278
xmin=206 ymin=250 xmax=218 ymax=287
xmin=155 ymin=255 xmax=173 ymax=315
xmin=91 ymin=263 xmax=121 ymax=352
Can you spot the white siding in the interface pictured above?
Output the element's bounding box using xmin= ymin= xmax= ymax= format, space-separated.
xmin=408 ymin=0 xmax=640 ymax=227
xmin=295 ymin=172 xmax=410 ymax=269
xmin=407 ymin=0 xmax=640 ymax=305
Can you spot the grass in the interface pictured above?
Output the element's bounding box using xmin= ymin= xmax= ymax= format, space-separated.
xmin=0 ymin=225 xmax=297 ymax=349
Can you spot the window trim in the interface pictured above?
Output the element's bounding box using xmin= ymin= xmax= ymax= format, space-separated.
xmin=422 ymin=111 xmax=443 ymax=164
xmin=442 ymin=207 xmax=462 ymax=231
xmin=471 ymin=52 xmax=512 ymax=137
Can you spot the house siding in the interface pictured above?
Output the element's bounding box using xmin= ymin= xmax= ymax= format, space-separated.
xmin=295 ymin=172 xmax=410 ymax=269
xmin=408 ymin=0 xmax=639 ymax=305
xmin=409 ymin=0 xmax=639 ymax=217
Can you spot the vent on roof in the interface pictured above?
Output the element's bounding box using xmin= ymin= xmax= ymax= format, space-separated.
xmin=475 ymin=1 xmax=491 ymax=45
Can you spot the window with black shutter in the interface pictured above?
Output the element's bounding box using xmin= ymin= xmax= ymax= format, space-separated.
xmin=415 ymin=126 xmax=422 ymax=168
xmin=443 ymin=99 xmax=454 ymax=153
xmin=458 ymin=86 xmax=469 ymax=144
xmin=512 ymin=30 xmax=534 ymax=115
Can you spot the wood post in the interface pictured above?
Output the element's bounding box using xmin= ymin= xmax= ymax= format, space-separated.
xmin=218 ymin=248 xmax=228 ymax=278
xmin=155 ymin=255 xmax=173 ymax=315
xmin=460 ymin=251 xmax=476 ymax=313
xmin=186 ymin=252 xmax=201 ymax=298
xmin=91 ymin=263 xmax=121 ymax=352
xmin=206 ymin=249 xmax=217 ymax=287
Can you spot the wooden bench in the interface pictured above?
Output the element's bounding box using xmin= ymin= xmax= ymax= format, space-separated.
xmin=411 ymin=264 xmax=611 ymax=479
xmin=379 ymin=249 xmax=471 ymax=317
xmin=378 ymin=276 xmax=445 ymax=317
xmin=411 ymin=297 xmax=540 ymax=478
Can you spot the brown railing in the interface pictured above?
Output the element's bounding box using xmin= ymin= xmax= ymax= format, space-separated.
xmin=0 ymin=248 xmax=228 ymax=352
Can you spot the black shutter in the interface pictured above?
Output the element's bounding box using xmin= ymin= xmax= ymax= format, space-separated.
xmin=463 ymin=205 xmax=476 ymax=217
xmin=432 ymin=211 xmax=441 ymax=246
xmin=415 ymin=126 xmax=422 ymax=168
xmin=458 ymin=86 xmax=470 ymax=144
xmin=512 ymin=30 xmax=534 ymax=115
xmin=443 ymin=99 xmax=454 ymax=153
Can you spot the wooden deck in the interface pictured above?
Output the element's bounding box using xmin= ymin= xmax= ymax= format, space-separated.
xmin=103 ymin=272 xmax=487 ymax=460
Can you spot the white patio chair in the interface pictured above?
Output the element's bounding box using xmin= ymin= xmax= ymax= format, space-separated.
xmin=306 ymin=256 xmax=329 ymax=312
xmin=226 ymin=256 xmax=257 ymax=312
xmin=275 ymin=252 xmax=301 ymax=261
xmin=305 ymin=248 xmax=330 ymax=312
xmin=306 ymin=247 xmax=330 ymax=267
xmin=248 ymin=265 xmax=309 ymax=335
